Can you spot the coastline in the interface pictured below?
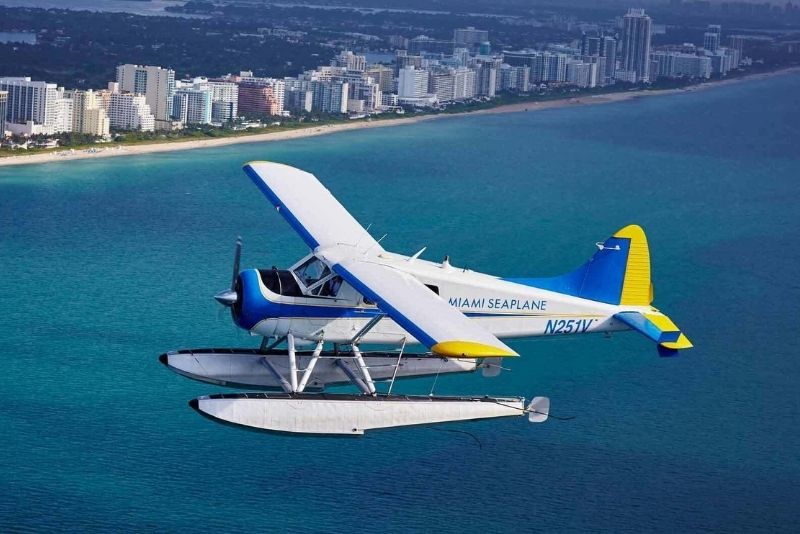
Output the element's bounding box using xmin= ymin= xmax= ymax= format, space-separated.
xmin=1 ymin=66 xmax=798 ymax=168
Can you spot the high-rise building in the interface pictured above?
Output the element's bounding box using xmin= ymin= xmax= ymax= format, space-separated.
xmin=499 ymin=65 xmax=530 ymax=92
xmin=172 ymin=87 xmax=213 ymax=125
xmin=310 ymin=80 xmax=349 ymax=114
xmin=504 ymin=51 xmax=568 ymax=84
xmin=348 ymin=77 xmax=382 ymax=112
xmin=236 ymin=75 xmax=285 ymax=115
xmin=54 ymin=88 xmax=73 ymax=134
xmin=238 ymin=83 xmax=280 ymax=116
xmin=0 ymin=77 xmax=61 ymax=135
xmin=453 ymin=67 xmax=476 ymax=100
xmin=429 ymin=69 xmax=455 ymax=102
xmin=366 ymin=65 xmax=395 ymax=93
xmin=703 ymin=32 xmax=720 ymax=53
xmin=728 ymin=35 xmax=745 ymax=56
xmin=651 ymin=51 xmax=711 ymax=79
xmin=207 ymin=81 xmax=238 ymax=123
xmin=566 ymin=60 xmax=596 ymax=88
xmin=474 ymin=58 xmax=500 ymax=97
xmin=601 ymin=36 xmax=618 ymax=83
xmin=454 ymin=27 xmax=488 ymax=52
xmin=108 ymin=93 xmax=155 ymax=131
xmin=727 ymin=35 xmax=745 ymax=68
xmin=397 ymin=67 xmax=430 ymax=99
xmin=332 ymin=50 xmax=367 ymax=72
xmin=581 ymin=34 xmax=602 ymax=56
xmin=621 ymin=8 xmax=653 ymax=82
xmin=115 ymin=64 xmax=176 ymax=123
xmin=285 ymin=87 xmax=313 ymax=114
xmin=67 ymin=89 xmax=110 ymax=136
xmin=0 ymin=91 xmax=7 ymax=135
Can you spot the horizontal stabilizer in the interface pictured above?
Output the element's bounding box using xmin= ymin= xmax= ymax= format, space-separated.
xmin=614 ymin=311 xmax=693 ymax=355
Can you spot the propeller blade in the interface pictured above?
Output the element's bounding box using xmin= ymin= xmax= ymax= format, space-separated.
xmin=231 ymin=236 xmax=242 ymax=290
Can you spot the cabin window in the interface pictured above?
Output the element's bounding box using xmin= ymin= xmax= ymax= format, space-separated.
xmin=425 ymin=284 xmax=440 ymax=295
xmin=308 ymin=275 xmax=343 ymax=297
xmin=293 ymin=257 xmax=330 ymax=288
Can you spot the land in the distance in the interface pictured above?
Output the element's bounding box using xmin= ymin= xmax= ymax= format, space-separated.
xmin=2 ymin=66 xmax=796 ymax=168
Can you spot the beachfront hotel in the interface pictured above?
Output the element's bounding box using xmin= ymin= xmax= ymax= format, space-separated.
xmin=0 ymin=90 xmax=7 ymax=136
xmin=108 ymin=92 xmax=155 ymax=132
xmin=620 ymin=8 xmax=653 ymax=83
xmin=115 ymin=64 xmax=176 ymax=127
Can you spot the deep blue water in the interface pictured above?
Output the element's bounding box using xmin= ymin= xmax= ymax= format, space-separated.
xmin=1 ymin=74 xmax=799 ymax=532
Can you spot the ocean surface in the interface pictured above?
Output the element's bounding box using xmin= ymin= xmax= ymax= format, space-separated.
xmin=2 ymin=74 xmax=800 ymax=532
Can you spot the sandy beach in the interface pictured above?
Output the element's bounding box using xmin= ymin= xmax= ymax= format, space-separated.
xmin=1 ymin=66 xmax=797 ymax=168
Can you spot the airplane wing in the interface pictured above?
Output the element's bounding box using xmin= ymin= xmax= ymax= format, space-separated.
xmin=243 ymin=161 xmax=381 ymax=252
xmin=333 ymin=257 xmax=519 ymax=358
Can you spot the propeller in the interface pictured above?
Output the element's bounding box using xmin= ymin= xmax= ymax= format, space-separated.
xmin=214 ymin=236 xmax=242 ymax=308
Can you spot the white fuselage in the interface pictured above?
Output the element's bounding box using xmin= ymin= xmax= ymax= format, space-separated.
xmin=245 ymin=252 xmax=644 ymax=346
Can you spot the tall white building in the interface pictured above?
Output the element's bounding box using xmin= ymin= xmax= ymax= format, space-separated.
xmin=0 ymin=91 xmax=7 ymax=135
xmin=208 ymin=81 xmax=238 ymax=123
xmin=310 ymin=80 xmax=349 ymax=114
xmin=566 ymin=60 xmax=596 ymax=88
xmin=651 ymin=52 xmax=711 ymax=79
xmin=429 ymin=69 xmax=456 ymax=102
xmin=473 ymin=59 xmax=500 ymax=97
xmin=453 ymin=67 xmax=476 ymax=100
xmin=67 ymin=89 xmax=110 ymax=136
xmin=0 ymin=77 xmax=62 ymax=135
xmin=54 ymin=88 xmax=73 ymax=134
xmin=499 ymin=65 xmax=530 ymax=92
xmin=331 ymin=50 xmax=367 ymax=72
xmin=172 ymin=86 xmax=213 ymax=125
xmin=116 ymin=64 xmax=176 ymax=123
xmin=398 ymin=67 xmax=430 ymax=98
xmin=108 ymin=93 xmax=155 ymax=131
xmin=621 ymin=8 xmax=653 ymax=82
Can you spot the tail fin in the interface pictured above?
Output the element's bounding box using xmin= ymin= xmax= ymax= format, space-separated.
xmin=514 ymin=224 xmax=692 ymax=354
xmin=524 ymin=224 xmax=652 ymax=306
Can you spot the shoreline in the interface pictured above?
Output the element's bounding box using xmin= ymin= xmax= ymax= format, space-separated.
xmin=1 ymin=66 xmax=798 ymax=168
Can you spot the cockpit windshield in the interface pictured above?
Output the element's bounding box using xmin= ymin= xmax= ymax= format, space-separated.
xmin=293 ymin=257 xmax=330 ymax=288
xmin=291 ymin=257 xmax=345 ymax=297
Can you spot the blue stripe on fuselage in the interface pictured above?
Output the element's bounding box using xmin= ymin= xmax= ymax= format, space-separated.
xmin=236 ymin=269 xmax=382 ymax=330
xmin=236 ymin=269 xmax=576 ymax=333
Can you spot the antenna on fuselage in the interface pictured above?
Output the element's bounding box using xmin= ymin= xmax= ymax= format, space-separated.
xmin=362 ymin=234 xmax=387 ymax=255
xmin=407 ymin=246 xmax=427 ymax=263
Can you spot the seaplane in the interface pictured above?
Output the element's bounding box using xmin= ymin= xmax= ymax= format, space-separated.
xmin=160 ymin=161 xmax=692 ymax=436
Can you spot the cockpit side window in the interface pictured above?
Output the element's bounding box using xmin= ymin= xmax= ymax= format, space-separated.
xmin=318 ymin=275 xmax=343 ymax=297
xmin=293 ymin=257 xmax=330 ymax=288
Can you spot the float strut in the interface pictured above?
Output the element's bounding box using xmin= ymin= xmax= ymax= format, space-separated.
xmin=386 ymin=338 xmax=406 ymax=396
xmin=297 ymin=339 xmax=323 ymax=393
xmin=352 ymin=345 xmax=377 ymax=395
xmin=259 ymin=358 xmax=292 ymax=394
xmin=287 ymin=333 xmax=299 ymax=393
xmin=335 ymin=359 xmax=372 ymax=395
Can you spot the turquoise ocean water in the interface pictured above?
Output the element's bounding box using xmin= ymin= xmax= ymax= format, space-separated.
xmin=1 ymin=74 xmax=799 ymax=532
